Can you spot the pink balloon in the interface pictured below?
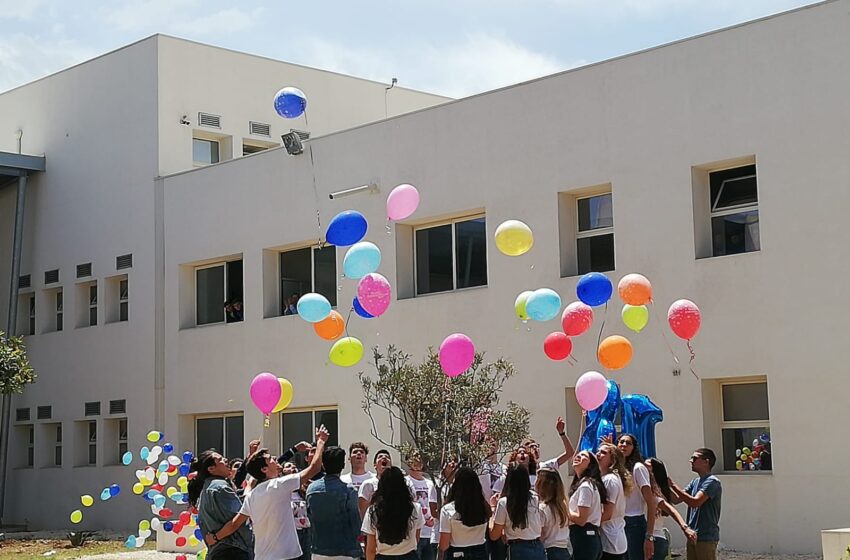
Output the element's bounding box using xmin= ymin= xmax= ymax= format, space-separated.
xmin=386 ymin=184 xmax=420 ymax=221
xmin=575 ymin=371 xmax=608 ymax=411
xmin=561 ymin=302 xmax=593 ymax=336
xmin=668 ymin=299 xmax=701 ymax=340
xmin=356 ymin=273 xmax=391 ymax=317
xmin=439 ymin=333 xmax=475 ymax=377
xmin=250 ymin=372 xmax=282 ymax=415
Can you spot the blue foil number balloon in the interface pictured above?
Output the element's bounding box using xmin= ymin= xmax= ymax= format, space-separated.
xmin=579 ymin=380 xmax=664 ymax=457
xmin=273 ymin=87 xmax=307 ymax=119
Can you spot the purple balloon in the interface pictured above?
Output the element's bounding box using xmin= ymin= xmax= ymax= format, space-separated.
xmin=250 ymin=372 xmax=282 ymax=415
xmin=356 ymin=273 xmax=391 ymax=317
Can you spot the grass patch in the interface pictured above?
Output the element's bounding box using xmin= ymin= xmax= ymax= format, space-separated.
xmin=0 ymin=538 xmax=155 ymax=560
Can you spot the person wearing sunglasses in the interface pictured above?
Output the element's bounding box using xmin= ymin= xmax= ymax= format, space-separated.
xmin=668 ymin=449 xmax=722 ymax=560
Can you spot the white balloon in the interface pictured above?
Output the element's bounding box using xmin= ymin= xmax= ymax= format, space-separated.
xmin=158 ymin=472 xmax=168 ymax=485
xmin=167 ymin=455 xmax=181 ymax=466
xmin=151 ymin=446 xmax=163 ymax=455
xmin=135 ymin=537 xmax=146 ymax=548
xmin=151 ymin=518 xmax=161 ymax=531
xmin=139 ymin=529 xmax=152 ymax=539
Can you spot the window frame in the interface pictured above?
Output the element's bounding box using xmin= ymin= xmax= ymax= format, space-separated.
xmin=280 ymin=406 xmax=339 ymax=468
xmin=28 ymin=295 xmax=35 ymax=336
xmin=27 ymin=425 xmax=34 ymax=468
xmin=575 ymin=192 xmax=615 ymax=274
xmin=279 ymin=245 xmax=338 ymax=312
xmin=87 ymin=420 xmax=97 ymax=466
xmin=119 ymin=279 xmax=129 ymax=322
xmin=194 ymin=413 xmax=244 ymax=459
xmin=413 ymin=214 xmax=488 ymax=297
xmin=56 ymin=289 xmax=63 ymax=332
xmin=88 ymin=284 xmax=98 ymax=327
xmin=708 ymin=165 xmax=760 ymax=257
xmin=194 ymin=260 xmax=242 ymax=327
xmin=719 ymin=379 xmax=770 ymax=473
xmin=193 ymin=137 xmax=221 ymax=166
xmin=118 ymin=418 xmax=128 ymax=460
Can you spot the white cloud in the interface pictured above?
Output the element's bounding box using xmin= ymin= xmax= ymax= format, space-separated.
xmin=0 ymin=34 xmax=97 ymax=93
xmin=102 ymin=0 xmax=261 ymax=37
xmin=0 ymin=0 xmax=47 ymax=20
xmin=103 ymin=0 xmax=200 ymax=31
xmin=171 ymin=7 xmax=264 ymax=37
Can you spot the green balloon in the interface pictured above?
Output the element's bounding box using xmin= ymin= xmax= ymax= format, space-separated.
xmin=329 ymin=337 xmax=364 ymax=367
xmin=515 ymin=291 xmax=533 ymax=321
xmin=621 ymin=304 xmax=649 ymax=333
xmin=70 ymin=510 xmax=83 ymax=524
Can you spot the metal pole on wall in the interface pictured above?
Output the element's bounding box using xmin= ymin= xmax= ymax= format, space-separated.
xmin=0 ymin=174 xmax=28 ymax=523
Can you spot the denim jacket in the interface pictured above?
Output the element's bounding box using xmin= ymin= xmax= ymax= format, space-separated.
xmin=306 ymin=474 xmax=362 ymax=557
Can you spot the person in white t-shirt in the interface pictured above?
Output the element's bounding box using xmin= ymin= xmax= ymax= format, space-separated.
xmin=644 ymin=458 xmax=696 ymax=560
xmin=405 ymin=452 xmax=438 ymax=560
xmin=430 ymin=457 xmax=458 ymax=553
xmin=493 ymin=417 xmax=576 ymax=494
xmin=616 ymin=435 xmax=656 ymax=560
xmin=438 ymin=467 xmax=490 ymax=560
xmin=535 ymin=468 xmax=571 ymax=560
xmin=281 ymin=461 xmax=312 ymax=560
xmin=359 ymin=449 xmax=394 ymax=518
xmin=362 ymin=466 xmax=424 ymax=560
xmin=567 ymin=451 xmax=606 ymax=560
xmin=341 ymin=442 xmax=375 ymax=494
xmin=596 ymin=444 xmax=631 ymax=560
xmin=490 ymin=464 xmax=545 ymax=560
xmin=207 ymin=426 xmax=329 ymax=560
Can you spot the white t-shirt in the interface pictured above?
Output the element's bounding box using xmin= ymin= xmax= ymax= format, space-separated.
xmin=431 ymin=481 xmax=450 ymax=545
xmin=652 ymin=496 xmax=667 ymax=539
xmin=600 ymin=474 xmax=627 ymax=554
xmin=439 ymin=502 xmax=488 ymax=547
xmin=361 ymin=504 xmax=424 ymax=555
xmin=624 ymin=462 xmax=650 ymax=517
xmin=291 ymin=490 xmax=310 ymax=530
xmin=539 ymin=503 xmax=570 ymax=549
xmin=568 ymin=480 xmax=602 ymax=528
xmin=479 ymin=461 xmax=506 ymax=502
xmin=239 ymin=473 xmax=303 ymax=560
xmin=359 ymin=476 xmax=416 ymax=506
xmin=493 ymin=495 xmax=543 ymax=540
xmin=341 ymin=471 xmax=375 ymax=493
xmin=492 ymin=458 xmax=559 ymax=494
xmin=406 ymin=475 xmax=437 ymax=539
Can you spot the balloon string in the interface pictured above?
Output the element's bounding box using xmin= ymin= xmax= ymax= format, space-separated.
xmin=652 ymin=302 xmax=680 ymax=366
xmin=303 ymin=110 xmax=323 ymax=240
xmin=687 ymin=341 xmax=699 ymax=379
xmin=595 ymin=302 xmax=608 ymax=367
xmin=344 ymin=306 xmax=355 ymax=338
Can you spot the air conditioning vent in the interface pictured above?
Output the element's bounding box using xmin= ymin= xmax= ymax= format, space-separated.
xmin=198 ymin=112 xmax=221 ymax=129
xmin=109 ymin=399 xmax=126 ymax=415
xmin=116 ymin=254 xmax=133 ymax=270
xmin=85 ymin=401 xmax=101 ymax=416
xmin=15 ymin=408 xmax=30 ymax=422
xmin=37 ymin=406 xmax=52 ymax=420
xmin=77 ymin=263 xmax=92 ymax=278
xmin=44 ymin=269 xmax=60 ymax=284
xmin=18 ymin=275 xmax=31 ymax=289
xmin=291 ymin=129 xmax=310 ymax=141
xmin=249 ymin=121 xmax=271 ymax=137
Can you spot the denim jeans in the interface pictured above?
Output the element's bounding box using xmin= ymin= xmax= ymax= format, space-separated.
xmin=569 ymin=525 xmax=602 ymax=560
xmin=651 ymin=538 xmax=669 ymax=560
xmin=623 ymin=516 xmax=647 ymax=560
xmin=507 ymin=540 xmax=545 ymax=560
xmin=487 ymin=537 xmax=507 ymax=560
xmin=446 ymin=544 xmax=488 ymax=560
xmin=418 ymin=539 xmax=436 ymax=560
xmin=546 ymin=547 xmax=572 ymax=560
xmin=297 ymin=528 xmax=312 ymax=560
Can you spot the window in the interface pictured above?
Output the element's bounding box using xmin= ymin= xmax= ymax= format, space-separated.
xmin=118 ymin=419 xmax=128 ymax=460
xmin=196 ymin=260 xmax=243 ymax=326
xmin=88 ymin=284 xmax=98 ymax=326
xmin=193 ymin=138 xmax=220 ymax=165
xmin=281 ymin=408 xmax=339 ymax=469
xmin=243 ymin=143 xmax=267 ymax=156
xmin=280 ymin=246 xmax=337 ymax=313
xmin=576 ymin=193 xmax=614 ymax=274
xmin=27 ymin=426 xmax=34 ymax=467
xmin=56 ymin=290 xmax=63 ymax=332
xmin=710 ymin=165 xmax=759 ymax=256
xmin=28 ymin=295 xmax=35 ymax=336
xmin=119 ymin=279 xmax=129 ymax=321
xmin=195 ymin=415 xmax=244 ymax=459
xmin=88 ymin=421 xmax=97 ymax=465
xmin=415 ymin=216 xmax=487 ymax=296
xmin=720 ymin=381 xmax=771 ymax=472
xmin=55 ymin=424 xmax=62 ymax=467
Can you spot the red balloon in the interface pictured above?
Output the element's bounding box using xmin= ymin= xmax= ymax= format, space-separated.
xmin=667 ymin=299 xmax=701 ymax=340
xmin=159 ymin=508 xmax=173 ymax=519
xmin=175 ymin=537 xmax=187 ymax=547
xmin=544 ymin=332 xmax=573 ymax=361
xmin=173 ymin=522 xmax=184 ymax=534
xmin=562 ymin=302 xmax=593 ymax=336
xmin=179 ymin=511 xmax=191 ymax=525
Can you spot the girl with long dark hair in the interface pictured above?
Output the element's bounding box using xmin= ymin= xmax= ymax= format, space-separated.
xmin=362 ymin=466 xmax=424 ymax=560
xmin=645 ymin=458 xmax=696 ymax=560
xmin=438 ymin=467 xmax=490 ymax=560
xmin=568 ymin=451 xmax=606 ymax=560
xmin=617 ymin=435 xmax=657 ymax=560
xmin=596 ymin=443 xmax=631 ymax=560
xmin=535 ymin=468 xmax=570 ymax=560
xmin=187 ymin=450 xmax=253 ymax=560
xmin=490 ymin=464 xmax=545 ymax=560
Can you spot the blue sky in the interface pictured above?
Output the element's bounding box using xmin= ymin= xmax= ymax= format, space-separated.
xmin=0 ymin=0 xmax=822 ymax=97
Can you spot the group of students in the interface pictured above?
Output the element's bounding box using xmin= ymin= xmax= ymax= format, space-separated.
xmin=187 ymin=419 xmax=722 ymax=560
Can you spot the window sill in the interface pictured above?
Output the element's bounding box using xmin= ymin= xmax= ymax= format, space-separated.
xmin=73 ymin=464 xmax=98 ymax=468
xmin=40 ymin=465 xmax=63 ymax=469
xmin=696 ymin=250 xmax=760 ymax=261
xmin=409 ymin=285 xmax=488 ymax=300
xmin=14 ymin=466 xmax=34 ymax=471
xmin=560 ymin=269 xmax=615 ymax=280
xmin=717 ymin=470 xmax=772 ymax=476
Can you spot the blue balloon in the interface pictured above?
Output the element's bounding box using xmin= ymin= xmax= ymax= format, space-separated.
xmin=525 ymin=288 xmax=562 ymax=322
xmin=125 ymin=536 xmax=137 ymax=549
xmin=195 ymin=528 xmax=203 ymax=540
xmin=100 ymin=488 xmax=111 ymax=501
xmin=182 ymin=451 xmax=193 ymax=464
xmin=179 ymin=463 xmax=190 ymax=476
xmin=353 ymin=297 xmax=374 ymax=319
xmin=121 ymin=451 xmax=133 ymax=465
xmin=163 ymin=443 xmax=174 ymax=453
xmin=140 ymin=446 xmax=150 ymax=460
xmin=296 ymin=293 xmax=332 ymax=323
xmin=163 ymin=521 xmax=174 ymax=532
xmin=326 ymin=210 xmax=367 ymax=247
xmin=576 ymin=272 xmax=613 ymax=307
xmin=579 ymin=380 xmax=621 ymax=452
xmin=109 ymin=484 xmax=121 ymax=497
xmin=621 ymin=393 xmax=664 ymax=459
xmin=273 ymin=87 xmax=307 ymax=119
xmin=154 ymin=495 xmax=166 ymax=508
xmin=343 ymin=242 xmax=381 ymax=279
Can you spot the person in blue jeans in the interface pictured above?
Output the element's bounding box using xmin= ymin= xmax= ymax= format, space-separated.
xmin=362 ymin=467 xmax=425 ymax=560
xmin=567 ymin=451 xmax=606 ymax=560
xmin=438 ymin=467 xmax=490 ymax=560
xmin=306 ymin=446 xmax=364 ymax=560
xmin=490 ymin=464 xmax=545 ymax=560
xmin=668 ymin=449 xmax=722 ymax=560
xmin=644 ymin=458 xmax=696 ymax=560
xmin=616 ymin=435 xmax=656 ymax=560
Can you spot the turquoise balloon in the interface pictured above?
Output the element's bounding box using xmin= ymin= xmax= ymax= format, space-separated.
xmin=296 ymin=293 xmax=332 ymax=323
xmin=122 ymin=451 xmax=133 ymax=465
xmin=343 ymin=242 xmax=381 ymax=279
xmin=526 ymin=288 xmax=562 ymax=322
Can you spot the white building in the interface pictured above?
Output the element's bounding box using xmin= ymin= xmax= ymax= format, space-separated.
xmin=2 ymin=1 xmax=850 ymax=553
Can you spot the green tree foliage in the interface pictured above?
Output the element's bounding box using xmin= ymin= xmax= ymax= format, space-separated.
xmin=0 ymin=332 xmax=36 ymax=395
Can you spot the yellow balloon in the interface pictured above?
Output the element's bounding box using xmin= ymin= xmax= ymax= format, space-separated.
xmin=70 ymin=510 xmax=83 ymax=524
xmin=166 ymin=487 xmax=178 ymax=497
xmin=139 ymin=520 xmax=151 ymax=531
xmin=80 ymin=495 xmax=94 ymax=507
xmin=495 ymin=220 xmax=534 ymax=256
xmin=621 ymin=304 xmax=649 ymax=333
xmin=132 ymin=483 xmax=144 ymax=495
xmin=146 ymin=431 xmax=161 ymax=443
xmin=329 ymin=337 xmax=364 ymax=367
xmin=177 ymin=476 xmax=188 ymax=487
xmin=189 ymin=536 xmax=200 ymax=546
xmin=272 ymin=378 xmax=294 ymax=413
xmin=514 ymin=291 xmax=533 ymax=321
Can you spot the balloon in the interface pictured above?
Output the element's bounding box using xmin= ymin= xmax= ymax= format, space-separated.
xmin=182 ymin=451 xmax=194 ymax=463
xmin=188 ymin=536 xmax=200 ymax=547
xmin=176 ymin=537 xmax=187 ymax=547
xmin=100 ymin=488 xmax=111 ymax=501
xmin=514 ymin=291 xmax=533 ymax=321
xmin=760 ymin=432 xmax=770 ymax=443
xmin=576 ymin=272 xmax=613 ymax=307
xmin=326 ymin=210 xmax=367 ymax=247
xmin=526 ymin=288 xmax=561 ymax=322
xmin=579 ymin=380 xmax=620 ymax=452
xmin=296 ymin=293 xmax=332 ymax=323
xmin=343 ymin=242 xmax=381 ymax=279
xmin=543 ymin=332 xmax=572 ymax=361
xmin=597 ymin=335 xmax=633 ymax=370
xmin=273 ymin=86 xmax=307 ymax=119
xmin=154 ymin=495 xmax=166 ymax=508
xmin=352 ymin=297 xmax=374 ymax=318
xmin=356 ymin=273 xmax=391 ymax=317
xmin=163 ymin=443 xmax=174 ymax=453
xmin=81 ymin=495 xmax=94 ymax=507
xmin=120 ymin=451 xmax=133 ymax=465
xmin=439 ymin=333 xmax=475 ymax=377
xmin=146 ymin=431 xmax=162 ymax=443
xmin=139 ymin=520 xmax=151 ymax=531
xmin=160 ymin=508 xmax=174 ymax=519
xmin=70 ymin=510 xmax=83 ymax=524
xmin=667 ymin=299 xmax=701 ymax=340
xmin=167 ymin=487 xmax=178 ymax=498
xmin=562 ymin=302 xmax=593 ymax=336
xmin=575 ymin=371 xmax=608 ymax=411
xmin=195 ymin=528 xmax=203 ymax=540
xmin=125 ymin=536 xmax=137 ymax=549
xmin=179 ymin=463 xmax=190 ymax=476
xmin=621 ymin=304 xmax=649 ymax=333
xmin=736 ymin=460 xmax=743 ymax=471
xmin=168 ymin=455 xmax=181 ymax=466
xmin=140 ymin=447 xmax=150 ymax=460
xmin=151 ymin=518 xmax=162 ymax=531
xmin=617 ymin=274 xmax=653 ymax=305
xmin=249 ymin=372 xmax=282 ymax=415
xmin=179 ymin=511 xmax=191 ymax=525
xmin=736 ymin=449 xmax=742 ymax=457
xmin=135 ymin=537 xmax=146 ymax=548
xmin=329 ymin=337 xmax=364 ymax=367
xmin=163 ymin=521 xmax=174 ymax=532
xmin=109 ymin=484 xmax=121 ymax=497
xmin=139 ymin=529 xmax=151 ymax=539
xmin=494 ymin=220 xmax=534 ymax=256
xmin=387 ymin=184 xmax=420 ymax=221
xmin=272 ymin=378 xmax=294 ymax=412
xmin=151 ymin=446 xmax=162 ymax=456
xmin=620 ymin=394 xmax=664 ymax=458
xmin=313 ymin=310 xmax=345 ymax=341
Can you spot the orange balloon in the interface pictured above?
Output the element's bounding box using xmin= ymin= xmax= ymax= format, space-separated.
xmin=597 ymin=335 xmax=633 ymax=370
xmin=617 ymin=274 xmax=652 ymax=306
xmin=314 ymin=310 xmax=345 ymax=340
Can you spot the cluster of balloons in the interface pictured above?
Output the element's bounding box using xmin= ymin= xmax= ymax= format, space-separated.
xmin=736 ymin=433 xmax=771 ymax=471
xmin=249 ymin=373 xmax=294 ymax=419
